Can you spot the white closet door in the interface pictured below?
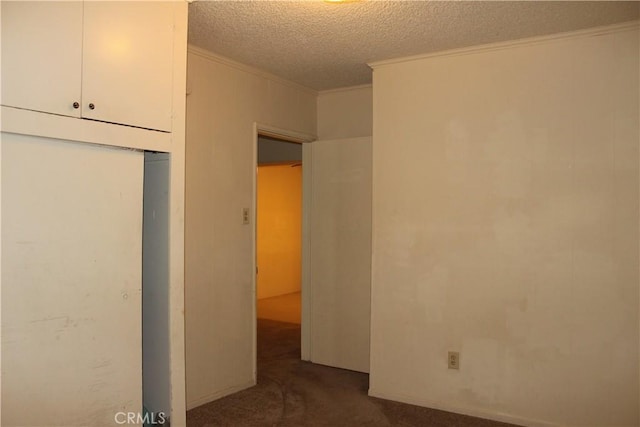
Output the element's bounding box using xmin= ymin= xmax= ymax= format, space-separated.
xmin=309 ymin=136 xmax=372 ymax=373
xmin=82 ymin=2 xmax=175 ymax=132
xmin=1 ymin=134 xmax=144 ymax=426
xmin=1 ymin=1 xmax=83 ymax=117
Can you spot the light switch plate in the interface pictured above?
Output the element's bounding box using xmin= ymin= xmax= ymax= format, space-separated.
xmin=448 ymin=351 xmax=460 ymax=370
xmin=242 ymin=207 xmax=250 ymax=225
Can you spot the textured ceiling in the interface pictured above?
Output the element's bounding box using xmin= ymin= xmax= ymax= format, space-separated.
xmin=188 ymin=1 xmax=639 ymax=91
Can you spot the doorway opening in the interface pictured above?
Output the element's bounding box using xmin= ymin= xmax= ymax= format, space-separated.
xmin=252 ymin=125 xmax=313 ymax=378
xmin=256 ymin=136 xmax=302 ymax=324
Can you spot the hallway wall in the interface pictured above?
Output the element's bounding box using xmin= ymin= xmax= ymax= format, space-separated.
xmin=257 ymin=164 xmax=302 ymax=300
xmin=317 ymin=85 xmax=372 ymax=140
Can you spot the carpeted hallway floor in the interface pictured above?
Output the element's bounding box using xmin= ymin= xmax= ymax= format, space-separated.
xmin=186 ymin=319 xmax=516 ymax=427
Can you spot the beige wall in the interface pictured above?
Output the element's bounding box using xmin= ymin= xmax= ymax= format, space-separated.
xmin=257 ymin=164 xmax=302 ymax=300
xmin=185 ymin=46 xmax=316 ymax=409
xmin=369 ymin=24 xmax=639 ymax=426
xmin=317 ymin=85 xmax=372 ymax=139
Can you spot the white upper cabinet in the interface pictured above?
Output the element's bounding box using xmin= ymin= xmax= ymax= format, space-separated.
xmin=1 ymin=1 xmax=175 ymax=132
xmin=1 ymin=2 xmax=84 ymax=118
xmin=82 ymin=2 xmax=174 ymax=132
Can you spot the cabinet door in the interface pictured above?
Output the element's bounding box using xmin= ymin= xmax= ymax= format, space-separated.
xmin=82 ymin=2 xmax=175 ymax=132
xmin=1 ymin=1 xmax=83 ymax=117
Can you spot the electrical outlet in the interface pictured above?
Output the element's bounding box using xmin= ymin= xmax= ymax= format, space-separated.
xmin=448 ymin=351 xmax=460 ymax=370
xmin=242 ymin=208 xmax=250 ymax=225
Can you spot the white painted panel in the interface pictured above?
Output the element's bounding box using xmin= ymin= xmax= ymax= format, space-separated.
xmin=310 ymin=136 xmax=372 ymax=373
xmin=1 ymin=134 xmax=144 ymax=426
xmin=82 ymin=2 xmax=174 ymax=132
xmin=1 ymin=1 xmax=83 ymax=117
xmin=143 ymin=153 xmax=171 ymax=419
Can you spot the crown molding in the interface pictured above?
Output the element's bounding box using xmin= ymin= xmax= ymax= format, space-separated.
xmin=318 ymin=84 xmax=373 ymax=95
xmin=188 ymin=44 xmax=318 ymax=96
xmin=369 ymin=20 xmax=639 ymax=69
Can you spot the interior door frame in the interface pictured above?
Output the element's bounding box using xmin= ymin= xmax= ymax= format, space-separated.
xmin=252 ymin=123 xmax=315 ymax=379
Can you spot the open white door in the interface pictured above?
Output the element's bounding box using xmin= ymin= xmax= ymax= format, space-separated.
xmin=306 ymin=136 xmax=372 ymax=373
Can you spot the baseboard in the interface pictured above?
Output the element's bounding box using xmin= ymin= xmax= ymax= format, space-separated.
xmin=187 ymin=380 xmax=256 ymax=411
xmin=368 ymin=388 xmax=558 ymax=427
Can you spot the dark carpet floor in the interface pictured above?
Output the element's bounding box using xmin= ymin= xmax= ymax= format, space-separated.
xmin=186 ymin=319 xmax=517 ymax=427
